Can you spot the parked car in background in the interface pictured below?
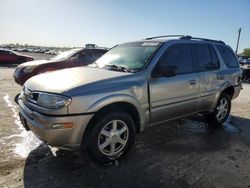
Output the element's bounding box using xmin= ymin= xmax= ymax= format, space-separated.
xmin=18 ymin=35 xmax=241 ymax=163
xmin=13 ymin=48 xmax=108 ymax=85
xmin=241 ymin=58 xmax=250 ymax=80
xmin=0 ymin=49 xmax=33 ymax=64
xmin=239 ymin=56 xmax=249 ymax=65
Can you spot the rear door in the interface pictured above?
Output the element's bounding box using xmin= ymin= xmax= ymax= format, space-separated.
xmin=149 ymin=43 xmax=200 ymax=124
xmin=194 ymin=43 xmax=221 ymax=110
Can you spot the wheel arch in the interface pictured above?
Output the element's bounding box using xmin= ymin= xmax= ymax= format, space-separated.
xmin=211 ymin=84 xmax=234 ymax=110
xmin=222 ymin=85 xmax=234 ymax=99
xmin=82 ymin=100 xmax=142 ymax=147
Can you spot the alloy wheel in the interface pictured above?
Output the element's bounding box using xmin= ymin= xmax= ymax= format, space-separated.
xmin=98 ymin=120 xmax=129 ymax=156
xmin=216 ymin=98 xmax=229 ymax=121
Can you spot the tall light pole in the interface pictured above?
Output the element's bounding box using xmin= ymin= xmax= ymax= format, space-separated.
xmin=235 ymin=28 xmax=242 ymax=54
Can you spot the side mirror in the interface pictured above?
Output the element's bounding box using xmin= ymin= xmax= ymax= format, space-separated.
xmin=155 ymin=64 xmax=178 ymax=77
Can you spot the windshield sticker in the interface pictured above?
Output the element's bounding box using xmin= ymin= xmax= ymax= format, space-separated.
xmin=142 ymin=42 xmax=160 ymax=47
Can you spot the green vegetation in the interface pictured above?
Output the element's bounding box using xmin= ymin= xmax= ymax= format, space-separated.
xmin=242 ymin=48 xmax=250 ymax=56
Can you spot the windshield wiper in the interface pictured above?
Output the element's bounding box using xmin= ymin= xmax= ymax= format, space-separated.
xmin=105 ymin=64 xmax=131 ymax=72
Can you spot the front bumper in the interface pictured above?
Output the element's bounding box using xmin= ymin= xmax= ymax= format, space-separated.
xmin=18 ymin=99 xmax=94 ymax=150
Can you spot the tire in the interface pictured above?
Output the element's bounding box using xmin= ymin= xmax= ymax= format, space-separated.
xmin=205 ymin=93 xmax=231 ymax=126
xmin=84 ymin=111 xmax=136 ymax=164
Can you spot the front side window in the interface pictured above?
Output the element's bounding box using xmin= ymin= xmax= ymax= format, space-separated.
xmin=216 ymin=45 xmax=239 ymax=68
xmin=95 ymin=42 xmax=161 ymax=72
xmin=156 ymin=43 xmax=194 ymax=75
xmin=196 ymin=44 xmax=219 ymax=71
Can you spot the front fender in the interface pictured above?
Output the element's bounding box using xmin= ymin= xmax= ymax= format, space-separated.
xmin=86 ymin=94 xmax=148 ymax=131
xmin=86 ymin=94 xmax=140 ymax=112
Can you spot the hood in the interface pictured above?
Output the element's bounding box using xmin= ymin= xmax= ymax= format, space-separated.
xmin=18 ymin=59 xmax=54 ymax=67
xmin=25 ymin=67 xmax=133 ymax=94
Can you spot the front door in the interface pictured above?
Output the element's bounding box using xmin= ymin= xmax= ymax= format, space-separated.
xmin=149 ymin=43 xmax=200 ymax=124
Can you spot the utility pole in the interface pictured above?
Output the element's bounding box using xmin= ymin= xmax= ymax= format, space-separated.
xmin=235 ymin=27 xmax=242 ymax=54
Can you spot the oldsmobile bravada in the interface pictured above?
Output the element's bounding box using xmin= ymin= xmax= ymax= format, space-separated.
xmin=18 ymin=35 xmax=242 ymax=163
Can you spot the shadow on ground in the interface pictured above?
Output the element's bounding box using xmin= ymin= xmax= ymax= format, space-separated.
xmin=23 ymin=115 xmax=250 ymax=188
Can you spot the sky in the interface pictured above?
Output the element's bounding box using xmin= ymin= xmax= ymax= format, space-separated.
xmin=0 ymin=0 xmax=249 ymax=53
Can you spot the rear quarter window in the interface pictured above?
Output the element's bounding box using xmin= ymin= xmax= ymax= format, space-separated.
xmin=216 ymin=45 xmax=239 ymax=68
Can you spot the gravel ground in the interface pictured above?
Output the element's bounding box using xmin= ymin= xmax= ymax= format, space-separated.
xmin=0 ymin=61 xmax=250 ymax=187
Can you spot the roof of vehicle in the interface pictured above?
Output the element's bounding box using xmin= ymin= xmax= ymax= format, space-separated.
xmin=140 ymin=35 xmax=226 ymax=45
xmin=81 ymin=47 xmax=109 ymax=51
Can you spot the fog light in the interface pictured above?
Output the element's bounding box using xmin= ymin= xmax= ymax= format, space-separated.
xmin=51 ymin=123 xmax=73 ymax=129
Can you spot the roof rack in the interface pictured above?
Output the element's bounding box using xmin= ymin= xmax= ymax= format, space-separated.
xmin=180 ymin=36 xmax=225 ymax=44
xmin=145 ymin=35 xmax=225 ymax=44
xmin=145 ymin=35 xmax=187 ymax=40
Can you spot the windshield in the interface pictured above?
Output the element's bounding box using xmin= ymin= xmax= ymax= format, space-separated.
xmin=50 ymin=49 xmax=79 ymax=61
xmin=95 ymin=42 xmax=161 ymax=71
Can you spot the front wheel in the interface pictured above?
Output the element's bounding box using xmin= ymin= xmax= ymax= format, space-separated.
xmin=205 ymin=93 xmax=231 ymax=126
xmin=85 ymin=111 xmax=136 ymax=164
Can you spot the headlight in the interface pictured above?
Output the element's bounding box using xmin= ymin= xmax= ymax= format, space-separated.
xmin=34 ymin=92 xmax=71 ymax=109
xmin=23 ymin=65 xmax=37 ymax=73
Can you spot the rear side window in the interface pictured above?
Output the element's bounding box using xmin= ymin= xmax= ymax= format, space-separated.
xmin=209 ymin=45 xmax=220 ymax=69
xmin=195 ymin=44 xmax=219 ymax=71
xmin=216 ymin=45 xmax=239 ymax=68
xmin=157 ymin=43 xmax=194 ymax=74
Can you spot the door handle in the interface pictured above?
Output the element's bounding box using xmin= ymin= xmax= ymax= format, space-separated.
xmin=217 ymin=75 xmax=224 ymax=80
xmin=188 ymin=80 xmax=197 ymax=85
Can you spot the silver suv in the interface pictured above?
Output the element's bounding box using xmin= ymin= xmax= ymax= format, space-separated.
xmin=18 ymin=35 xmax=242 ymax=163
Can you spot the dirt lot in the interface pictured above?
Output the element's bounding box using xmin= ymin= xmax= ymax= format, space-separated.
xmin=0 ymin=56 xmax=250 ymax=187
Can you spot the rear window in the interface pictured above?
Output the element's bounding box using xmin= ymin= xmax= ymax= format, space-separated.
xmin=216 ymin=45 xmax=239 ymax=68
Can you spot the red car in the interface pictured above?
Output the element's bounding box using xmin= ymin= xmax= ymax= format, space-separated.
xmin=0 ymin=49 xmax=33 ymax=64
xmin=13 ymin=48 xmax=108 ymax=86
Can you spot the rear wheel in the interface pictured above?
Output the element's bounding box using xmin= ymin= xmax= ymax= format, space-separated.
xmin=205 ymin=93 xmax=231 ymax=126
xmin=84 ymin=111 xmax=136 ymax=164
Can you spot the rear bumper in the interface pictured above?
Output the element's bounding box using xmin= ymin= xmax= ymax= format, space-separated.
xmin=18 ymin=99 xmax=94 ymax=150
